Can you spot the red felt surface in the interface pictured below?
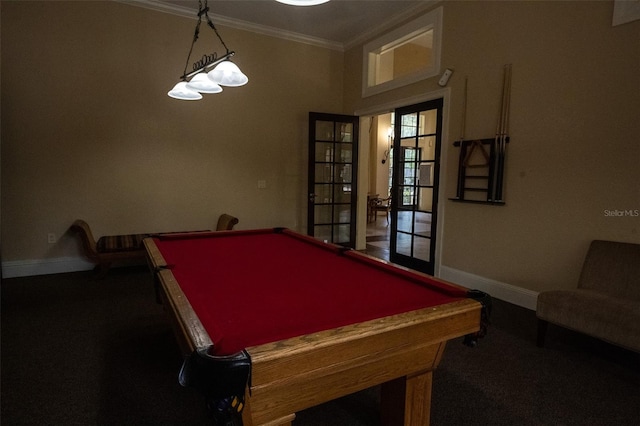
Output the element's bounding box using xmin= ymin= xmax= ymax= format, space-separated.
xmin=153 ymin=229 xmax=467 ymax=355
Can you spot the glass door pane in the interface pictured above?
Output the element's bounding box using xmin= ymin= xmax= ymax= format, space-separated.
xmin=308 ymin=113 xmax=359 ymax=247
xmin=390 ymin=98 xmax=443 ymax=275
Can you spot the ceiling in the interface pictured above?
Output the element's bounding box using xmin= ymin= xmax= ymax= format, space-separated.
xmin=127 ymin=0 xmax=435 ymax=50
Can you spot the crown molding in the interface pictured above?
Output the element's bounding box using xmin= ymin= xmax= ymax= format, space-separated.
xmin=343 ymin=0 xmax=439 ymax=51
xmin=116 ymin=0 xmax=344 ymax=51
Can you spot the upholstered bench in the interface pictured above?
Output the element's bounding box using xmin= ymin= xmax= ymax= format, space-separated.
xmin=536 ymin=240 xmax=640 ymax=353
xmin=71 ymin=215 xmax=239 ymax=277
xmin=70 ymin=220 xmax=148 ymax=277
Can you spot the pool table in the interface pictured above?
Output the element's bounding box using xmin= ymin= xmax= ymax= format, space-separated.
xmin=144 ymin=228 xmax=485 ymax=426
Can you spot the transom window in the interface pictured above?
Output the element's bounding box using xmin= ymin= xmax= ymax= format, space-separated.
xmin=362 ymin=7 xmax=442 ymax=97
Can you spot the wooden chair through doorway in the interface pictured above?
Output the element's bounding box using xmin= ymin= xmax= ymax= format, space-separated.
xmin=369 ymin=196 xmax=391 ymax=225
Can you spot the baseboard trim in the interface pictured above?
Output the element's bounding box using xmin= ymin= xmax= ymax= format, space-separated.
xmin=439 ymin=266 xmax=538 ymax=311
xmin=2 ymin=257 xmax=94 ymax=279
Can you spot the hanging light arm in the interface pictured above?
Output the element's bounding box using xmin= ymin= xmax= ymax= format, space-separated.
xmin=181 ymin=51 xmax=235 ymax=81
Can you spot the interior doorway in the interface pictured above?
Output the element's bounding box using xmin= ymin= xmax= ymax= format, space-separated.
xmin=364 ymin=97 xmax=444 ymax=276
xmin=365 ymin=113 xmax=393 ymax=261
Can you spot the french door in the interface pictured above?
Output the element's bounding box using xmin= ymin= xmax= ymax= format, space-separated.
xmin=307 ymin=112 xmax=359 ymax=247
xmin=390 ymin=98 xmax=443 ymax=274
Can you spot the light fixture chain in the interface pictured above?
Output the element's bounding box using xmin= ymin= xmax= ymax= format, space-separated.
xmin=179 ymin=0 xmax=229 ymax=79
xmin=204 ymin=11 xmax=230 ymax=55
xmin=180 ymin=12 xmax=203 ymax=80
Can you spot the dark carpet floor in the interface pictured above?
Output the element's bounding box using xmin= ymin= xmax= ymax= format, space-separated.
xmin=1 ymin=266 xmax=638 ymax=425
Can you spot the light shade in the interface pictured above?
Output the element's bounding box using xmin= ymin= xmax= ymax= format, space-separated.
xmin=208 ymin=61 xmax=249 ymax=87
xmin=168 ymin=81 xmax=203 ymax=100
xmin=186 ymin=73 xmax=223 ymax=93
xmin=275 ymin=0 xmax=330 ymax=5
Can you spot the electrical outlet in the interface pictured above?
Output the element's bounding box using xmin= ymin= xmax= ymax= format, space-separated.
xmin=48 ymin=233 xmax=56 ymax=244
xmin=257 ymin=180 xmax=267 ymax=189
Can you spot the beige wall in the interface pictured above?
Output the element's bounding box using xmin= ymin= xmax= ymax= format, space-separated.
xmin=1 ymin=1 xmax=343 ymax=263
xmin=345 ymin=1 xmax=639 ymax=293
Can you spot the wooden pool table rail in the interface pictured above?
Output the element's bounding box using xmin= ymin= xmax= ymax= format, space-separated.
xmin=242 ymin=298 xmax=480 ymax=426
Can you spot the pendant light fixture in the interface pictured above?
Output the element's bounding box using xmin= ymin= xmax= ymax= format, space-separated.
xmin=168 ymin=0 xmax=248 ymax=100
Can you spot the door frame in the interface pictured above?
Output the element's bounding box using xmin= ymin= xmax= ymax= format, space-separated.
xmin=354 ymin=88 xmax=451 ymax=276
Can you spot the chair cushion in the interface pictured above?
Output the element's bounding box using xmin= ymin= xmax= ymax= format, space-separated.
xmin=537 ymin=289 xmax=640 ymax=352
xmin=96 ymin=234 xmax=147 ymax=253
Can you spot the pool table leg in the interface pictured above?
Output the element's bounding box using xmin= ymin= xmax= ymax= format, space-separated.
xmin=241 ymin=389 xmax=295 ymax=426
xmin=381 ymin=370 xmax=434 ymax=426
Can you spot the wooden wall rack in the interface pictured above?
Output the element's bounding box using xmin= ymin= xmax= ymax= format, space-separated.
xmin=450 ymin=137 xmax=509 ymax=205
